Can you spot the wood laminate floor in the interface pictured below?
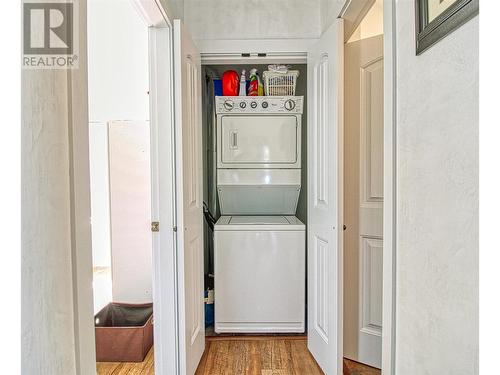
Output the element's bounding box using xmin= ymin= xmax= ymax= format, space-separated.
xmin=343 ymin=358 xmax=380 ymax=375
xmin=96 ymin=347 xmax=154 ymax=375
xmin=195 ymin=336 xmax=323 ymax=375
xmin=96 ymin=340 xmax=380 ymax=375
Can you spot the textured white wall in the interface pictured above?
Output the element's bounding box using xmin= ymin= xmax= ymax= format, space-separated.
xmin=22 ymin=1 xmax=96 ymax=374
xmin=184 ymin=0 xmax=322 ymax=40
xmin=88 ymin=0 xmax=149 ymax=122
xmin=320 ymin=0 xmax=345 ymax=33
xmin=395 ymin=2 xmax=478 ymax=374
xmin=22 ymin=68 xmax=78 ymax=375
xmin=89 ymin=122 xmax=111 ymax=267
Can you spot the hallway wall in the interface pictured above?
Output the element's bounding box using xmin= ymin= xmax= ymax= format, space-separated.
xmin=395 ymin=3 xmax=478 ymax=374
xmin=21 ymin=1 xmax=96 ymax=374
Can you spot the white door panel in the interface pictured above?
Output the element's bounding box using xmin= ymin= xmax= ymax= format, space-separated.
xmin=344 ymin=34 xmax=383 ymax=369
xmin=173 ymin=19 xmax=205 ymax=375
xmin=307 ymin=18 xmax=344 ymax=375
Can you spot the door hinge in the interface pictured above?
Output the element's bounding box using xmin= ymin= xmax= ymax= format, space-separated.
xmin=151 ymin=221 xmax=160 ymax=232
xmin=173 ymin=226 xmax=178 ymax=232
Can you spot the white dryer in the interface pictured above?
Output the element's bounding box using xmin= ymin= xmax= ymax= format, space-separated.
xmin=214 ymin=96 xmax=305 ymax=333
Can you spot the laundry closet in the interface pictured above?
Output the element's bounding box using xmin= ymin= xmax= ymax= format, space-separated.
xmin=200 ymin=63 xmax=308 ymax=334
xmin=168 ymin=8 xmax=347 ymax=372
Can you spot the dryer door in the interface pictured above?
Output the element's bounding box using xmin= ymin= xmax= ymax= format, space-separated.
xmin=217 ymin=114 xmax=301 ymax=169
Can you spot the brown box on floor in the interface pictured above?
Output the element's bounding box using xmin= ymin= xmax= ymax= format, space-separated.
xmin=95 ymin=302 xmax=153 ymax=362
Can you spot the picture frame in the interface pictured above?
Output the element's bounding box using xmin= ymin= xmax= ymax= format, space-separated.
xmin=415 ymin=0 xmax=479 ymax=55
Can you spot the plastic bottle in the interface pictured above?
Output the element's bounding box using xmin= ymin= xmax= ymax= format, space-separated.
xmin=248 ymin=68 xmax=259 ymax=96
xmin=257 ymin=72 xmax=264 ymax=96
xmin=239 ymin=69 xmax=246 ymax=96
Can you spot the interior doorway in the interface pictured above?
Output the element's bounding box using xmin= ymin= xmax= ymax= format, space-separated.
xmin=72 ymin=0 xmax=397 ymax=373
xmin=342 ymin=0 xmax=384 ymax=373
xmin=87 ymin=0 xmax=155 ymax=372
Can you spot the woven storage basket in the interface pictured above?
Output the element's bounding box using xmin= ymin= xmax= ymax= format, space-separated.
xmin=262 ymin=70 xmax=299 ymax=96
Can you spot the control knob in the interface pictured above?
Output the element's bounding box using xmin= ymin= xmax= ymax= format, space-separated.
xmin=223 ymin=100 xmax=234 ymax=111
xmin=239 ymin=101 xmax=247 ymax=109
xmin=250 ymin=101 xmax=258 ymax=109
xmin=262 ymin=101 xmax=269 ymax=109
xmin=284 ymin=99 xmax=296 ymax=111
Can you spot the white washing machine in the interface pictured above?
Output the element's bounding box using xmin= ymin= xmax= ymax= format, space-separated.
xmin=214 ymin=96 xmax=305 ymax=333
xmin=214 ymin=215 xmax=305 ymax=333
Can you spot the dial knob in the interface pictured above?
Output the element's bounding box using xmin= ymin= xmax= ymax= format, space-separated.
xmin=250 ymin=101 xmax=258 ymax=109
xmin=239 ymin=101 xmax=247 ymax=109
xmin=284 ymin=99 xmax=296 ymax=111
xmin=262 ymin=101 xmax=269 ymax=108
xmin=224 ymin=100 xmax=234 ymax=111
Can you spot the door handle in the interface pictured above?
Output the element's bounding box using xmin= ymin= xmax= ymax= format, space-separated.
xmin=230 ymin=130 xmax=238 ymax=149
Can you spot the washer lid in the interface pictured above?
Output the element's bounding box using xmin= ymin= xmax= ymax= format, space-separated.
xmin=215 ymin=215 xmax=305 ymax=231
xmin=230 ymin=216 xmax=289 ymax=225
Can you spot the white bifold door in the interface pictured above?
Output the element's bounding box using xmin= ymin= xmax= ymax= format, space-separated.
xmin=173 ymin=19 xmax=205 ymax=375
xmin=344 ymin=34 xmax=384 ymax=369
xmin=307 ymin=18 xmax=344 ymax=375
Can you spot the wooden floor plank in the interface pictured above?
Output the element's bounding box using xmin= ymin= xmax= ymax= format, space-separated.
xmin=246 ymin=341 xmax=262 ymax=375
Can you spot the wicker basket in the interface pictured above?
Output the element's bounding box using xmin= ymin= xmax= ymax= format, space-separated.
xmin=262 ymin=70 xmax=299 ymax=96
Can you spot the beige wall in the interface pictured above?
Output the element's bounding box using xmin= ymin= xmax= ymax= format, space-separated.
xmin=348 ymin=0 xmax=383 ymax=43
xmin=395 ymin=2 xmax=478 ymax=374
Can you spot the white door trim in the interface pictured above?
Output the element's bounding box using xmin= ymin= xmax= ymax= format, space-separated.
xmin=68 ymin=1 xmax=97 ymax=371
xmin=381 ymin=1 xmax=397 ymax=373
xmin=139 ymin=2 xmax=180 ymax=375
xmin=149 ymin=23 xmax=179 ymax=375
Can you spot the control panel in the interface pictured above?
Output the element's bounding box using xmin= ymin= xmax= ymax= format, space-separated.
xmin=216 ymin=96 xmax=304 ymax=114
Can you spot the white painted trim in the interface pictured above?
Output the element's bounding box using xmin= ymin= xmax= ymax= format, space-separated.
xmin=130 ymin=0 xmax=168 ymax=27
xmin=201 ymin=52 xmax=307 ymax=65
xmin=149 ymin=24 xmax=179 ymax=375
xmin=337 ymin=17 xmax=346 ymax=375
xmin=195 ymin=38 xmax=318 ymax=56
xmin=381 ymin=0 xmax=397 ymax=374
xmin=68 ymin=1 xmax=97 ymax=373
xmin=339 ymin=0 xmax=376 ymax=42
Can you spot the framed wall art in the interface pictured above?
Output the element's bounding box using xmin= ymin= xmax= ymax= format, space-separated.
xmin=415 ymin=0 xmax=479 ymax=55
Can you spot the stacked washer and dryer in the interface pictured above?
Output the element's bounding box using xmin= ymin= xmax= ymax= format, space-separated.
xmin=214 ymin=96 xmax=306 ymax=334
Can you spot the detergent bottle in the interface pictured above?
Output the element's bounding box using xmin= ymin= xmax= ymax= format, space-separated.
xmin=257 ymin=72 xmax=264 ymax=96
xmin=248 ymin=68 xmax=259 ymax=96
xmin=239 ymin=69 xmax=246 ymax=96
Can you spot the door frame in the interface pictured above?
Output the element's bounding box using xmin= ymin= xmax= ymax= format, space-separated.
xmin=339 ymin=0 xmax=397 ymax=374
xmin=73 ymin=0 xmax=396 ymax=373
xmin=134 ymin=1 xmax=180 ymax=374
